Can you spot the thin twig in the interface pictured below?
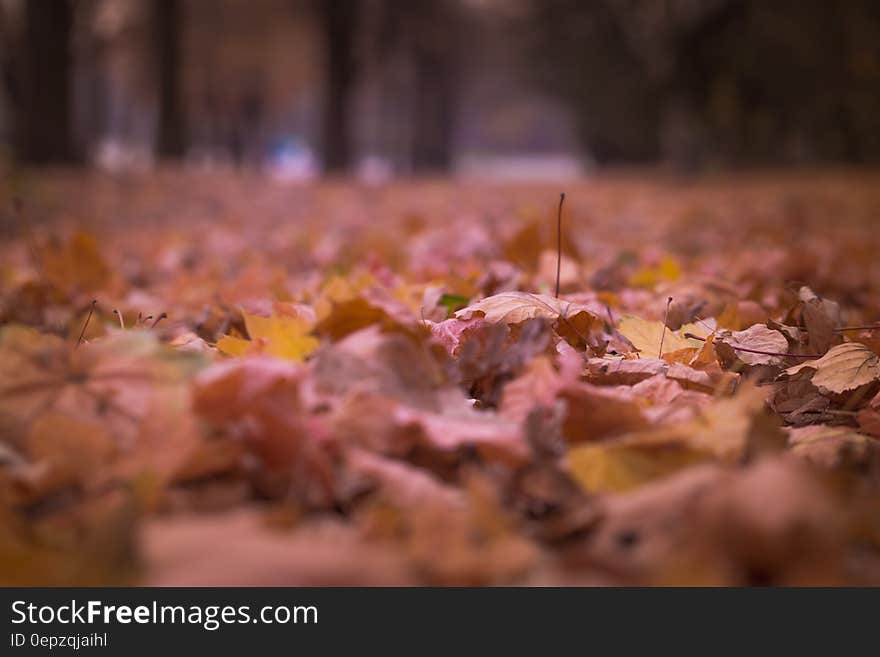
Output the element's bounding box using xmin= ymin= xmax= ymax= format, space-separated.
xmin=834 ymin=324 xmax=880 ymax=333
xmin=604 ymin=303 xmax=615 ymax=326
xmin=683 ymin=332 xmax=821 ymax=359
xmin=799 ymin=409 xmax=859 ymax=416
xmin=659 ymin=296 xmax=672 ymax=358
xmin=555 ymin=193 xmax=565 ymax=298
xmin=76 ymin=300 xmax=97 ymax=347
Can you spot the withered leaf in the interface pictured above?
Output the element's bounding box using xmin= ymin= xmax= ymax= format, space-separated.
xmin=784 ymin=342 xmax=880 ymax=395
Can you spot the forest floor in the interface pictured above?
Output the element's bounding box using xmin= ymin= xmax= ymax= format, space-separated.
xmin=1 ymin=169 xmax=880 ymax=585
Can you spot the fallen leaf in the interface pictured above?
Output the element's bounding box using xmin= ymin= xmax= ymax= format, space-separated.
xmin=715 ymin=324 xmax=789 ymax=366
xmin=217 ymin=310 xmax=318 ymax=362
xmin=455 ymin=291 xmax=602 ymax=334
xmin=617 ymin=316 xmax=700 ymax=357
xmin=784 ymin=342 xmax=880 ymax=395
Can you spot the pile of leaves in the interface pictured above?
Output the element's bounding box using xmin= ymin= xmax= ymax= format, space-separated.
xmin=1 ymin=171 xmax=880 ymax=585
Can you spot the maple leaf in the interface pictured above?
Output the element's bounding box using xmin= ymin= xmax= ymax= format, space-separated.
xmin=454 ymin=291 xmax=605 ymax=351
xmin=216 ymin=310 xmax=319 ymax=362
xmin=456 ymin=291 xmax=588 ymax=325
xmin=784 ymin=342 xmax=880 ymax=395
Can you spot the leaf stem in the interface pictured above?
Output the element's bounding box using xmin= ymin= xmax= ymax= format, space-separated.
xmin=76 ymin=300 xmax=97 ymax=347
xmin=834 ymin=324 xmax=880 ymax=333
xmin=659 ymin=296 xmax=672 ymax=357
xmin=555 ymin=192 xmax=565 ymax=298
xmin=682 ymin=332 xmax=821 ymax=359
xmin=151 ymin=312 xmax=168 ymax=328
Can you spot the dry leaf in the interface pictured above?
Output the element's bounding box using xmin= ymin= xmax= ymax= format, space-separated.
xmin=617 ymin=316 xmax=700 ymax=356
xmin=715 ymin=324 xmax=789 ymax=366
xmin=217 ymin=310 xmax=318 ymax=362
xmin=456 ymin=291 xmax=601 ymax=329
xmin=784 ymin=342 xmax=880 ymax=395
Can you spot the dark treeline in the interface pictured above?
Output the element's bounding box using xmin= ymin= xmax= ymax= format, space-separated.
xmin=528 ymin=0 xmax=880 ymax=167
xmin=1 ymin=0 xmax=879 ymax=172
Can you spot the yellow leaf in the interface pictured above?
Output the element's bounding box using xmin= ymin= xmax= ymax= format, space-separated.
xmin=215 ymin=335 xmax=250 ymax=357
xmin=217 ymin=312 xmax=318 ymax=362
xmin=566 ymin=384 xmax=781 ymax=492
xmin=628 ymin=256 xmax=681 ymax=288
xmin=658 ymin=255 xmax=682 ymax=281
xmin=567 ymin=441 xmax=706 ymax=493
xmin=661 ymin=347 xmax=698 ymax=364
xmin=314 ymin=273 xmax=377 ymax=322
xmin=617 ymin=316 xmax=700 ymax=356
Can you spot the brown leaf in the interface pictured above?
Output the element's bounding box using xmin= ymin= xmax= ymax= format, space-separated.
xmin=798 ymin=287 xmax=841 ymax=355
xmin=560 ymin=382 xmax=649 ymax=443
xmin=715 ymin=324 xmax=789 ymax=367
xmin=784 ymin=342 xmax=880 ymax=395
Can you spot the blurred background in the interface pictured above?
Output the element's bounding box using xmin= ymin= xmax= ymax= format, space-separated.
xmin=1 ymin=0 xmax=880 ymax=179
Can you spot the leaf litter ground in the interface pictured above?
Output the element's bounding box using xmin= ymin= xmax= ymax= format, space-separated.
xmin=1 ymin=170 xmax=880 ymax=585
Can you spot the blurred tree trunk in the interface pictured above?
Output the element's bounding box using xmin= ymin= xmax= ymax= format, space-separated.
xmin=155 ymin=0 xmax=185 ymax=159
xmin=319 ymin=0 xmax=360 ymax=174
xmin=14 ymin=0 xmax=76 ymax=164
xmin=410 ymin=6 xmax=458 ymax=173
xmin=376 ymin=0 xmax=459 ymax=174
